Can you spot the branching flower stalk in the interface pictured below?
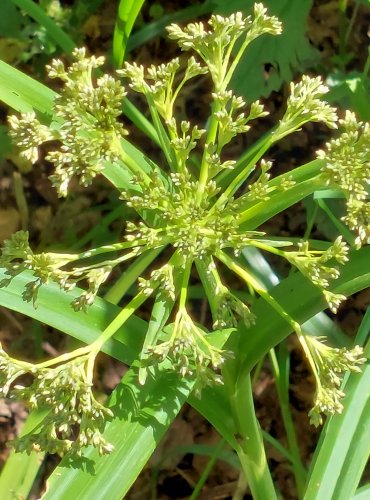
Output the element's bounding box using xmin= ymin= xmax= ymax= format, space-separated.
xmin=1 ymin=2 xmax=368 ymax=463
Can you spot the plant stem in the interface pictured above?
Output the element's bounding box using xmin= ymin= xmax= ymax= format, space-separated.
xmin=196 ymin=101 xmax=220 ymax=203
xmin=179 ymin=257 xmax=193 ymax=309
xmin=210 ymin=137 xmax=273 ymax=213
xmin=189 ymin=439 xmax=225 ymax=499
xmin=91 ymin=289 xmax=151 ymax=353
xmin=104 ymin=247 xmax=164 ymax=305
xmin=223 ymin=368 xmax=277 ymax=499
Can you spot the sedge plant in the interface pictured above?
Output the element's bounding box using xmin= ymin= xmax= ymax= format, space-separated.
xmin=0 ymin=2 xmax=369 ymax=496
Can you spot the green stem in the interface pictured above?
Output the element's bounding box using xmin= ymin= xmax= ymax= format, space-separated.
xmin=77 ymin=240 xmax=145 ymax=260
xmin=104 ymin=247 xmax=164 ymax=305
xmin=189 ymin=439 xmax=225 ymax=500
xmin=196 ymin=101 xmax=220 ymax=203
xmin=146 ymin=94 xmax=178 ymax=172
xmin=210 ymin=137 xmax=273 ymax=213
xmin=116 ymin=138 xmax=151 ymax=184
xmin=216 ymin=251 xmax=300 ymax=333
xmin=362 ymin=46 xmax=370 ymax=79
xmin=179 ymin=257 xmax=193 ymax=309
xmin=90 ymin=289 xmax=152 ymax=353
xmin=338 ymin=0 xmax=349 ymax=70
xmin=24 ymin=345 xmax=92 ymax=370
xmin=223 ymin=368 xmax=277 ymax=500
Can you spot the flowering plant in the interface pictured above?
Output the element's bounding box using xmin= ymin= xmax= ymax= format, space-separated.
xmin=0 ymin=3 xmax=368 ymax=495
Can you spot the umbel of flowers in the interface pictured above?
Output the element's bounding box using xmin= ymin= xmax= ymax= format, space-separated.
xmin=1 ymin=3 xmax=367 ymax=455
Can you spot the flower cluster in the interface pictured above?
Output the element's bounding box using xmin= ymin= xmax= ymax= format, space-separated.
xmin=0 ymin=345 xmax=113 ymax=456
xmin=167 ymin=4 xmax=282 ymax=90
xmin=0 ymin=230 xmax=141 ymax=311
xmin=285 ymin=237 xmax=349 ymax=313
xmin=302 ymin=336 xmax=366 ymax=426
xmin=275 ymin=75 xmax=338 ymax=141
xmin=9 ymin=48 xmax=127 ymax=197
xmin=318 ymin=111 xmax=370 ymax=247
xmin=147 ymin=308 xmax=227 ymax=392
xmin=2 ymin=3 xmax=369 ymax=459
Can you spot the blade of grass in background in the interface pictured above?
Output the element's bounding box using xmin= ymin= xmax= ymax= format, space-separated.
xmin=0 ymin=409 xmax=48 ymax=499
xmin=126 ymin=1 xmax=214 ymax=52
xmin=11 ymin=0 xmax=75 ymax=53
xmin=113 ymin=0 xmax=146 ymax=68
xmin=353 ymin=484 xmax=370 ymax=500
xmin=0 ymin=451 xmax=43 ymax=500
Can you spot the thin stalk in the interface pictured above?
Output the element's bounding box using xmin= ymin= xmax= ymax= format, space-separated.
xmin=77 ymin=240 xmax=145 ymax=260
xmin=13 ymin=171 xmax=29 ymax=230
xmin=90 ymin=289 xmax=151 ymax=353
xmin=216 ymin=131 xmax=272 ymax=188
xmin=116 ymin=138 xmax=151 ymax=184
xmin=344 ymin=1 xmax=359 ymax=47
xmin=216 ymin=251 xmax=298 ymax=327
xmin=269 ymin=347 xmax=307 ymax=497
xmin=104 ymin=247 xmax=164 ymax=305
xmin=14 ymin=344 xmax=92 ymax=371
xmin=362 ymin=46 xmax=370 ymax=79
xmin=189 ymin=439 xmax=225 ymax=500
xmin=146 ymin=94 xmax=178 ymax=172
xmin=196 ymin=101 xmax=220 ymax=203
xmin=179 ymin=257 xmax=193 ymax=309
xmin=210 ymin=137 xmax=273 ymax=213
xmin=338 ymin=0 xmax=349 ymax=70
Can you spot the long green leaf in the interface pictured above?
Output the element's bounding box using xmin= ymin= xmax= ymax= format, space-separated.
xmin=0 ymin=60 xmax=55 ymax=115
xmin=353 ymin=484 xmax=370 ymax=500
xmin=0 ymin=451 xmax=42 ymax=499
xmin=0 ymin=269 xmax=146 ymax=364
xmin=113 ymin=0 xmax=146 ymax=68
xmin=0 ymin=409 xmax=48 ymax=498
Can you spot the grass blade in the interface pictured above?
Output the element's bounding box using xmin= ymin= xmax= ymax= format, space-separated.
xmin=0 ymin=409 xmax=48 ymax=499
xmin=0 ymin=451 xmax=43 ymax=499
xmin=0 ymin=60 xmax=55 ymax=115
xmin=11 ymin=0 xmax=75 ymax=53
xmin=0 ymin=268 xmax=146 ymax=364
xmin=113 ymin=0 xmax=145 ymax=68
xmin=126 ymin=2 xmax=213 ymax=52
xmin=353 ymin=484 xmax=370 ymax=500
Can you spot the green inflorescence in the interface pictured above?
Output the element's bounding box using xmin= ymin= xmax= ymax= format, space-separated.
xmin=1 ymin=3 xmax=367 ymax=456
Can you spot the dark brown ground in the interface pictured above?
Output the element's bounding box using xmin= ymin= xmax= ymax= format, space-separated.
xmin=0 ymin=1 xmax=369 ymax=498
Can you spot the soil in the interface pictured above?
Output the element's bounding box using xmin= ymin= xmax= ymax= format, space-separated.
xmin=0 ymin=0 xmax=368 ymax=499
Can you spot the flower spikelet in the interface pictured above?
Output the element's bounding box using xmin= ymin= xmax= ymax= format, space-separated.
xmin=276 ymin=76 xmax=338 ymax=140
xmin=10 ymin=48 xmax=128 ymax=197
xmin=318 ymin=111 xmax=370 ymax=247
xmin=304 ymin=337 xmax=366 ymax=426
xmin=11 ymin=357 xmax=114 ymax=456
